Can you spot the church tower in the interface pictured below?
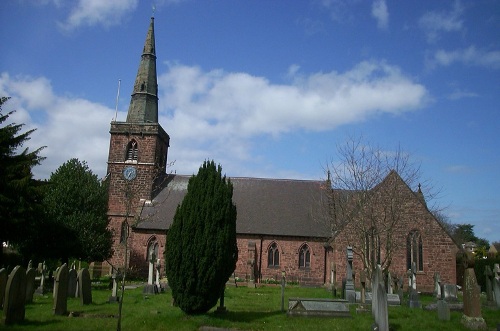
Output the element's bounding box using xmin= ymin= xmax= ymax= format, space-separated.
xmin=106 ymin=17 xmax=170 ymax=271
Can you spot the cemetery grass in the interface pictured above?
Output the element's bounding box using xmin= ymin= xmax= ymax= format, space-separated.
xmin=1 ymin=285 xmax=500 ymax=331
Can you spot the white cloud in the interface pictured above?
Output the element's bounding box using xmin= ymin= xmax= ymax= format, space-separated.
xmin=419 ymin=0 xmax=463 ymax=43
xmin=432 ymin=46 xmax=500 ymax=69
xmin=372 ymin=0 xmax=389 ymax=30
xmin=447 ymin=89 xmax=478 ymax=101
xmin=1 ymin=61 xmax=428 ymax=180
xmin=0 ymin=73 xmax=116 ymax=179
xmin=59 ymin=0 xmax=138 ymax=30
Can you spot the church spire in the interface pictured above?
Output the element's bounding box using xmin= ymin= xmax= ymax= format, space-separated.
xmin=126 ymin=17 xmax=158 ymax=123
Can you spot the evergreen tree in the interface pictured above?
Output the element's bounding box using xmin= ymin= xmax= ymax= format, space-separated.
xmin=165 ymin=160 xmax=238 ymax=314
xmin=42 ymin=158 xmax=112 ymax=263
xmin=0 ymin=97 xmax=45 ymax=266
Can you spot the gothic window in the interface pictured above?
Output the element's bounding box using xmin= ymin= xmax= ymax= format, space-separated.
xmin=119 ymin=221 xmax=128 ymax=244
xmin=267 ymin=242 xmax=280 ymax=267
xmin=299 ymin=244 xmax=310 ymax=269
xmin=365 ymin=227 xmax=381 ymax=266
xmin=126 ymin=139 xmax=138 ymax=162
xmin=407 ymin=230 xmax=423 ymax=271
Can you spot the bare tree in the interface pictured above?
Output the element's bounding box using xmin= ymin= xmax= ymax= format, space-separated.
xmin=318 ymin=136 xmax=437 ymax=281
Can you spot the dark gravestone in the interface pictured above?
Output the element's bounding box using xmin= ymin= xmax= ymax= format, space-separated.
xmin=25 ymin=268 xmax=36 ymax=303
xmin=53 ymin=264 xmax=69 ymax=315
xmin=0 ymin=268 xmax=7 ymax=309
xmin=78 ymin=268 xmax=92 ymax=305
xmin=461 ymin=256 xmax=486 ymax=330
xmin=437 ymin=300 xmax=450 ymax=321
xmin=67 ymin=268 xmax=77 ymax=298
xmin=493 ymin=264 xmax=500 ymax=308
xmin=484 ymin=265 xmax=495 ymax=306
xmin=2 ymin=266 xmax=27 ymax=325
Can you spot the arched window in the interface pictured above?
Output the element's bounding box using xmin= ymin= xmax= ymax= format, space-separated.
xmin=407 ymin=230 xmax=423 ymax=271
xmin=119 ymin=221 xmax=128 ymax=244
xmin=267 ymin=242 xmax=280 ymax=267
xmin=126 ymin=139 xmax=138 ymax=162
xmin=299 ymin=244 xmax=310 ymax=269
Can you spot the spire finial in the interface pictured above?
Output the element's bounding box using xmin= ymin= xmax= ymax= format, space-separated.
xmin=152 ymin=3 xmax=156 ymax=18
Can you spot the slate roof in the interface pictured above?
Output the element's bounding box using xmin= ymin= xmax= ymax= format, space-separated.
xmin=136 ymin=175 xmax=331 ymax=238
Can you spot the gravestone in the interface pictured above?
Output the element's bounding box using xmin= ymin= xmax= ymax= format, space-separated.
xmin=386 ymin=271 xmax=393 ymax=295
xmin=437 ymin=299 xmax=450 ymax=321
xmin=155 ymin=258 xmax=161 ymax=289
xmin=143 ymin=245 xmax=159 ymax=294
xmin=492 ymin=264 xmax=500 ymax=308
xmin=53 ymin=264 xmax=68 ymax=315
xmin=461 ymin=254 xmax=486 ymax=330
xmin=344 ymin=248 xmax=355 ymax=303
xmin=247 ymin=241 xmax=257 ymax=288
xmin=408 ymin=262 xmax=421 ymax=308
xmin=360 ymin=269 xmax=366 ymax=304
xmin=287 ymin=298 xmax=351 ymax=317
xmin=78 ymin=268 xmax=92 ymax=305
xmin=373 ymin=283 xmax=389 ymax=331
xmin=2 ymin=266 xmax=27 ymax=325
xmin=25 ymin=267 xmax=36 ymax=303
xmin=52 ymin=266 xmax=60 ymax=298
xmin=484 ymin=265 xmax=494 ymax=305
xmin=442 ymin=284 xmax=459 ymax=302
xmin=108 ymin=272 xmax=119 ymax=303
xmin=397 ymin=276 xmax=404 ymax=304
xmin=35 ymin=261 xmax=46 ymax=295
xmin=67 ymin=268 xmax=77 ymax=298
xmin=433 ymin=272 xmax=441 ymax=299
xmin=0 ymin=268 xmax=7 ymax=309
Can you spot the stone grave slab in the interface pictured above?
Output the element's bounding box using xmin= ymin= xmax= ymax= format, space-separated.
xmin=442 ymin=284 xmax=458 ymax=302
xmin=25 ymin=268 xmax=36 ymax=303
xmin=365 ymin=292 xmax=400 ymax=306
xmin=0 ymin=268 xmax=7 ymax=309
xmin=78 ymin=268 xmax=92 ymax=305
xmin=287 ymin=298 xmax=351 ymax=318
xmin=53 ymin=264 xmax=69 ymax=315
xmin=2 ymin=266 xmax=27 ymax=325
xmin=67 ymin=269 xmax=77 ymax=298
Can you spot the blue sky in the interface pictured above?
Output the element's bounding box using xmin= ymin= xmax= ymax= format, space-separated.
xmin=1 ymin=0 xmax=499 ymax=243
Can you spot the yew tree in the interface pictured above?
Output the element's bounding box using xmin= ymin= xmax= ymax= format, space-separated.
xmin=0 ymin=97 xmax=45 ymax=266
xmin=165 ymin=160 xmax=237 ymax=314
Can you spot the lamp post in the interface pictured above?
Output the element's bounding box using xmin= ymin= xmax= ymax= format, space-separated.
xmin=281 ymin=270 xmax=286 ymax=312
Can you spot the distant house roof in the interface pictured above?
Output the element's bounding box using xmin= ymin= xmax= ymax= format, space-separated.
xmin=489 ymin=243 xmax=500 ymax=254
xmin=136 ymin=175 xmax=331 ymax=239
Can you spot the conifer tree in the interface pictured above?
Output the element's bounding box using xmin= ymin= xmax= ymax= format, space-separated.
xmin=165 ymin=160 xmax=237 ymax=314
xmin=0 ymin=97 xmax=45 ymax=265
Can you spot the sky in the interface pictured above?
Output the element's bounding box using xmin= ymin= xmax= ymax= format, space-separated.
xmin=0 ymin=0 xmax=499 ymax=243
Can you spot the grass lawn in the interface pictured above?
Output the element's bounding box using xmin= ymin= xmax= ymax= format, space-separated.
xmin=1 ymin=284 xmax=499 ymax=331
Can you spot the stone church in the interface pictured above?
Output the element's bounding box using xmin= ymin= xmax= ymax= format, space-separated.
xmin=106 ymin=17 xmax=459 ymax=292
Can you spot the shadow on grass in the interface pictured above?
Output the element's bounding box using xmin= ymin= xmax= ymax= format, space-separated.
xmin=15 ymin=318 xmax=62 ymax=328
xmin=208 ymin=310 xmax=283 ymax=323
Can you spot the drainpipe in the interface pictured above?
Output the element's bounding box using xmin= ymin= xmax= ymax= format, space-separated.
xmin=258 ymin=236 xmax=263 ymax=283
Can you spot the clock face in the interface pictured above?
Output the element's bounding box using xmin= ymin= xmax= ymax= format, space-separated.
xmin=123 ymin=166 xmax=137 ymax=181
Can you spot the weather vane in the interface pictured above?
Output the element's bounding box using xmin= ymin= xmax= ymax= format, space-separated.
xmin=152 ymin=3 xmax=156 ymax=18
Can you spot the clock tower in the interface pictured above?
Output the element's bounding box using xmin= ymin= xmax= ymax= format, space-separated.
xmin=106 ymin=17 xmax=170 ymax=271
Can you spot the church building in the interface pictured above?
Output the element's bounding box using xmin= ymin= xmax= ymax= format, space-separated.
xmin=106 ymin=17 xmax=459 ymax=293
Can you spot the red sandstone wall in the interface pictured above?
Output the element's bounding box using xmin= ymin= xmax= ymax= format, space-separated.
xmin=234 ymin=235 xmax=328 ymax=286
xmin=330 ymin=177 xmax=459 ymax=293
